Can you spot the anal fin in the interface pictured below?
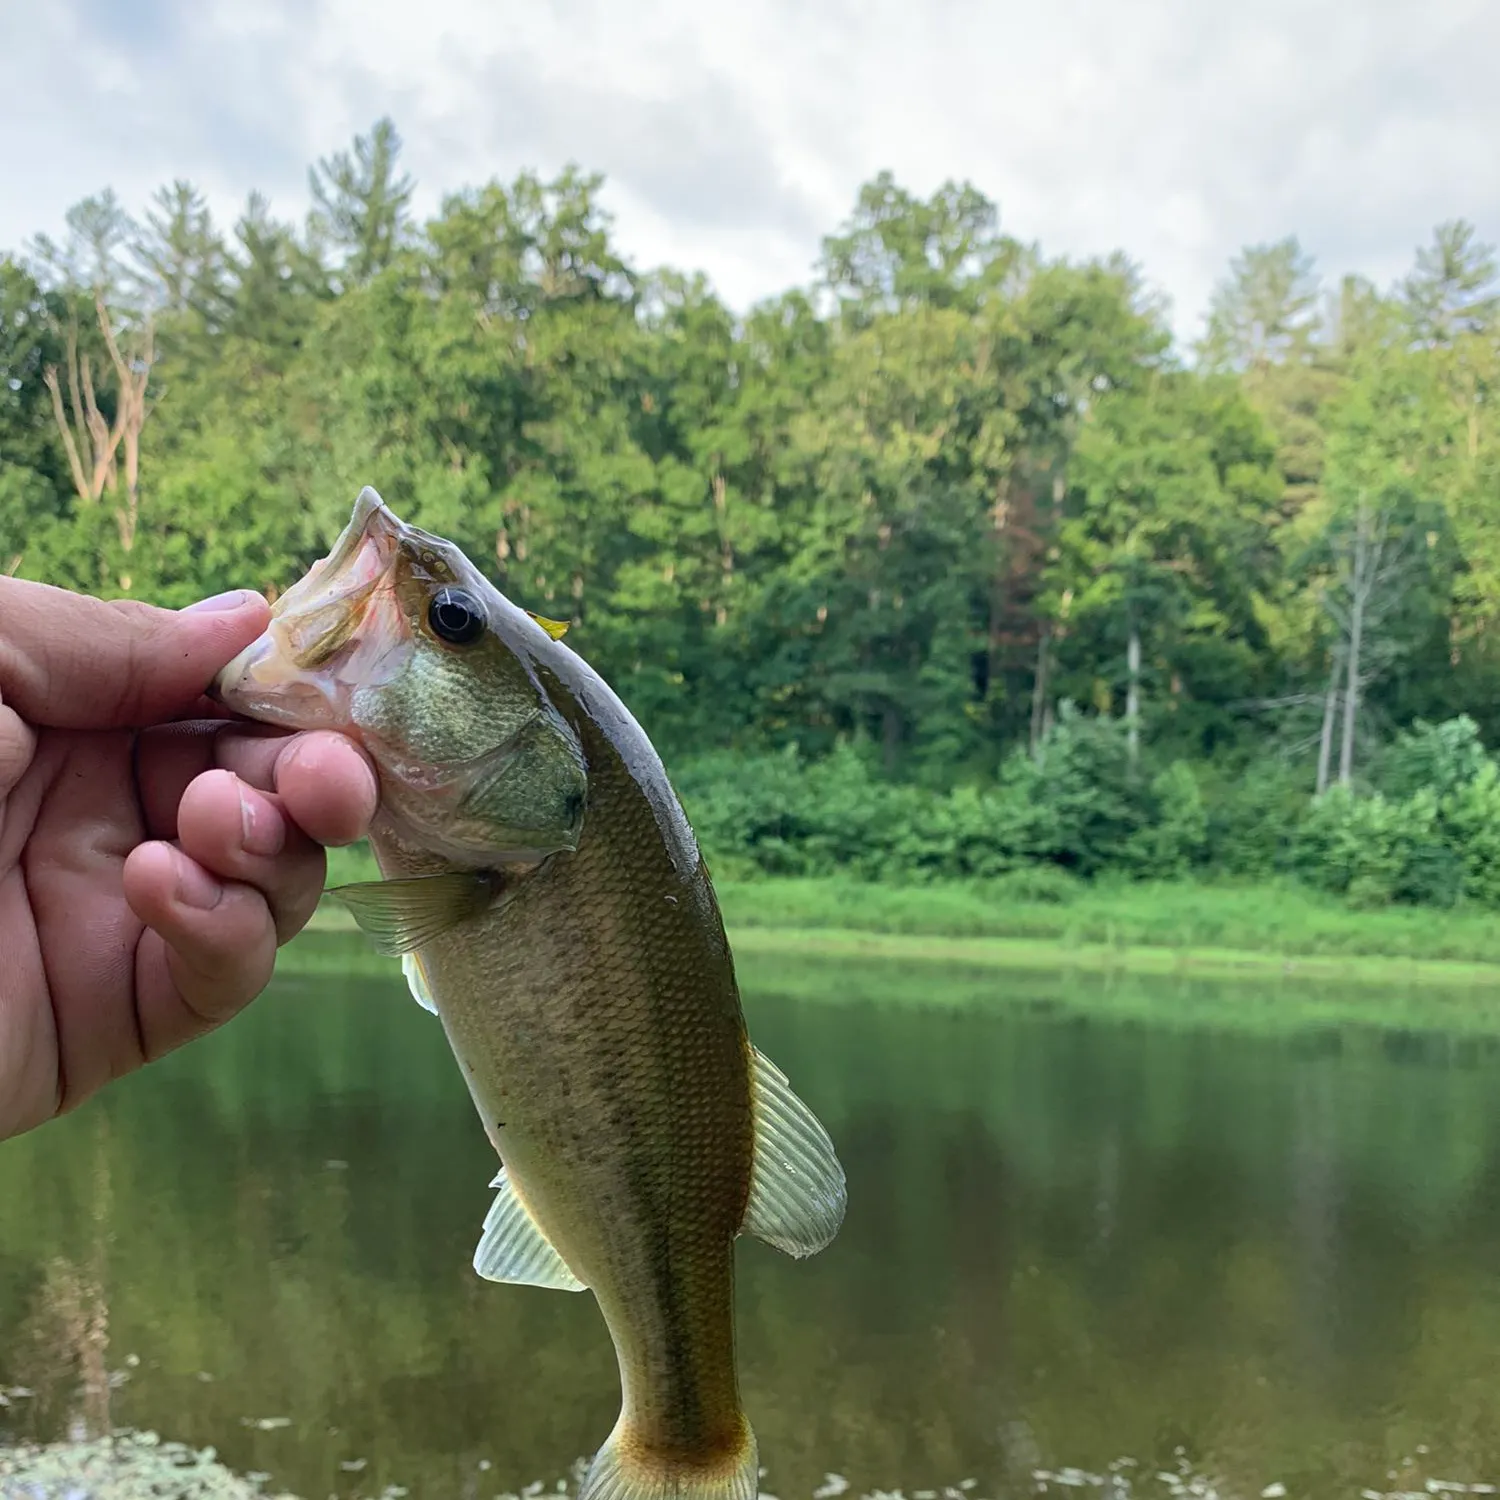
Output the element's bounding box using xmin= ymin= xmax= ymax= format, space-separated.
xmin=742 ymin=1046 xmax=847 ymax=1258
xmin=474 ymin=1169 xmax=587 ymax=1292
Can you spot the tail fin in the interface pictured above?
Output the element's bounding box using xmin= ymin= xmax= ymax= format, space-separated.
xmin=578 ymin=1416 xmax=759 ymax=1500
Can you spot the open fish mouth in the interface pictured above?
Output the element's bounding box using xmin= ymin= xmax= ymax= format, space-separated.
xmin=214 ymin=488 xmax=406 ymax=729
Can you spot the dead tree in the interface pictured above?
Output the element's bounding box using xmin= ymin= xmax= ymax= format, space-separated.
xmin=1318 ymin=492 xmax=1421 ymax=787
xmin=42 ymin=292 xmax=155 ymax=592
xmin=1314 ymin=645 xmax=1344 ymax=795
xmin=1030 ymin=588 xmax=1071 ymax=756
xmin=1125 ymin=623 xmax=1142 ymax=766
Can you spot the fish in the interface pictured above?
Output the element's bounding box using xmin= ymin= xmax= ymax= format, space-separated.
xmin=214 ymin=487 xmax=846 ymax=1500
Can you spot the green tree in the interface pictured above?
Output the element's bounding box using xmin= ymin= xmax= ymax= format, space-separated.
xmin=129 ymin=180 xmax=230 ymax=326
xmin=1199 ymin=237 xmax=1322 ymax=374
xmin=0 ymin=259 xmax=69 ymax=575
xmin=222 ymin=191 xmax=330 ymax=353
xmin=1050 ymin=373 xmax=1281 ymax=761
xmin=1403 ymin=219 xmax=1499 ymax=347
xmin=818 ymin=172 xmax=1019 ymax=322
xmin=26 ymin=190 xmax=134 ymax=298
xmin=1303 ymin=349 xmax=1453 ymax=788
xmin=308 ymin=117 xmax=416 ymax=287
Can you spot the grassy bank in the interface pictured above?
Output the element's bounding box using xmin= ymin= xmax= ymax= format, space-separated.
xmin=716 ymin=876 xmax=1500 ymax=966
xmin=315 ymin=848 xmax=1500 ymax=981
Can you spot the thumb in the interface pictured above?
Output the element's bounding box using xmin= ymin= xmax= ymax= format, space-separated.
xmin=0 ymin=580 xmax=271 ymax=730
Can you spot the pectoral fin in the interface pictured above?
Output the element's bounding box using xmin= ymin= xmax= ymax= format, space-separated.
xmin=329 ymin=872 xmax=500 ymax=956
xmin=474 ymin=1170 xmax=587 ymax=1291
xmin=742 ymin=1046 xmax=846 ymax=1258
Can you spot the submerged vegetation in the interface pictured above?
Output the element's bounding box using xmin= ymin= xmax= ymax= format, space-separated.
xmin=4 ymin=1428 xmax=1499 ymax=1500
xmin=0 ymin=1430 xmax=296 ymax=1499
xmin=4 ymin=121 xmax=1500 ymax=905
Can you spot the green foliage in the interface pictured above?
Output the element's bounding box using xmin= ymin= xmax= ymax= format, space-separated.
xmin=1435 ymin=760 xmax=1500 ymax=906
xmin=679 ymin=713 xmax=1222 ymax=884
xmin=1198 ymin=760 xmax=1307 ymax=878
xmin=1130 ymin=760 xmax=1209 ymax=878
xmin=673 ymin=707 xmax=1500 ymax=911
xmin=1293 ymin=785 xmax=1449 ymax=907
xmin=1376 ymin=713 xmax=1490 ymax=801
xmin=5 ymin=131 xmax=1500 ymax=910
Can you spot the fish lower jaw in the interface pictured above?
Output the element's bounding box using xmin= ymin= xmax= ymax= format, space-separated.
xmin=214 ymin=638 xmax=351 ymax=731
xmin=230 ymin=682 xmax=346 ymax=731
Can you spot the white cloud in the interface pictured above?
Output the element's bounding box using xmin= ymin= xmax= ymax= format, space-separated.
xmin=2 ymin=0 xmax=1496 ymax=345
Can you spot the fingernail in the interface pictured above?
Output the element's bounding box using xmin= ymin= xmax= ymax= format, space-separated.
xmin=238 ymin=784 xmax=286 ymax=857
xmin=181 ymin=589 xmax=255 ymax=615
xmin=174 ymin=852 xmax=224 ymax=911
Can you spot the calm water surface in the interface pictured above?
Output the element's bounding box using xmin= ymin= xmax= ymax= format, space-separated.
xmin=4 ymin=938 xmax=1500 ymax=1498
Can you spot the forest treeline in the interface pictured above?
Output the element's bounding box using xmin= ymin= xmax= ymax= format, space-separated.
xmin=3 ymin=120 xmax=1499 ymax=905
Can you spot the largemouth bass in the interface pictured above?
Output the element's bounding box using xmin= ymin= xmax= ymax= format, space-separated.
xmin=215 ymin=488 xmax=845 ymax=1500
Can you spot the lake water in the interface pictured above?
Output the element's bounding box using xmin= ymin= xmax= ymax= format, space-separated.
xmin=5 ymin=936 xmax=1500 ymax=1499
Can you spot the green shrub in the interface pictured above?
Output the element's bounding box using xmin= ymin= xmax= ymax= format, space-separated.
xmin=1200 ymin=760 xmax=1306 ymax=877
xmin=1440 ymin=760 xmax=1500 ymax=906
xmin=1293 ymin=785 xmax=1444 ymax=906
xmin=1377 ymin=714 xmax=1490 ymax=802
xmin=1124 ymin=761 xmax=1208 ymax=878
xmin=983 ymin=865 xmax=1084 ymax=904
xmin=677 ymin=712 xmax=1214 ymax=884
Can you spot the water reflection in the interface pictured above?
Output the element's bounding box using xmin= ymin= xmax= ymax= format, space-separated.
xmin=4 ymin=939 xmax=1500 ymax=1497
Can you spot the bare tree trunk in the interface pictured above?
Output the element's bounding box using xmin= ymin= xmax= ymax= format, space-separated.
xmin=1315 ymin=651 xmax=1341 ymax=795
xmin=1029 ymin=624 xmax=1051 ymax=756
xmin=881 ymin=703 xmax=902 ymax=775
xmin=711 ymin=472 xmax=733 ymax=625
xmin=1338 ymin=503 xmax=1371 ymax=786
xmin=1032 ymin=588 xmax=1072 ymax=756
xmin=1125 ymin=624 xmax=1141 ymax=767
xmin=986 ymin=477 xmax=1012 ymax=705
xmin=42 ymin=295 xmax=154 ymax=593
xmin=1338 ymin=625 xmax=1361 ymax=786
xmin=98 ymin=299 xmax=153 ymax=592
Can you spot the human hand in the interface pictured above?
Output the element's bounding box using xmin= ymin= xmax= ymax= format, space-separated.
xmin=0 ymin=580 xmax=378 ymax=1142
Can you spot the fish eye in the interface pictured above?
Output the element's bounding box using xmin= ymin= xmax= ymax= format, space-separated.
xmin=428 ymin=587 xmax=486 ymax=646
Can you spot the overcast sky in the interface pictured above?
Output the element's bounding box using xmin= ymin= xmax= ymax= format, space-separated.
xmin=2 ymin=0 xmax=1495 ymax=346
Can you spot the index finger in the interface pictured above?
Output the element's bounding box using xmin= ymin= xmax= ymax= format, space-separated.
xmin=0 ymin=580 xmax=270 ymax=729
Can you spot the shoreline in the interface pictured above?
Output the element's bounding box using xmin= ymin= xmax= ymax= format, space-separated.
xmin=301 ymin=901 xmax=1500 ymax=990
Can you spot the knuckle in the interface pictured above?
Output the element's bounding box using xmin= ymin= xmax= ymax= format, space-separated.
xmin=0 ymin=705 xmax=36 ymax=795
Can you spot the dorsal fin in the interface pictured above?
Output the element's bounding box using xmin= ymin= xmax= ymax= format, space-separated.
xmin=741 ymin=1046 xmax=846 ymax=1258
xmin=474 ymin=1169 xmax=587 ymax=1292
xmin=527 ymin=610 xmax=570 ymax=640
